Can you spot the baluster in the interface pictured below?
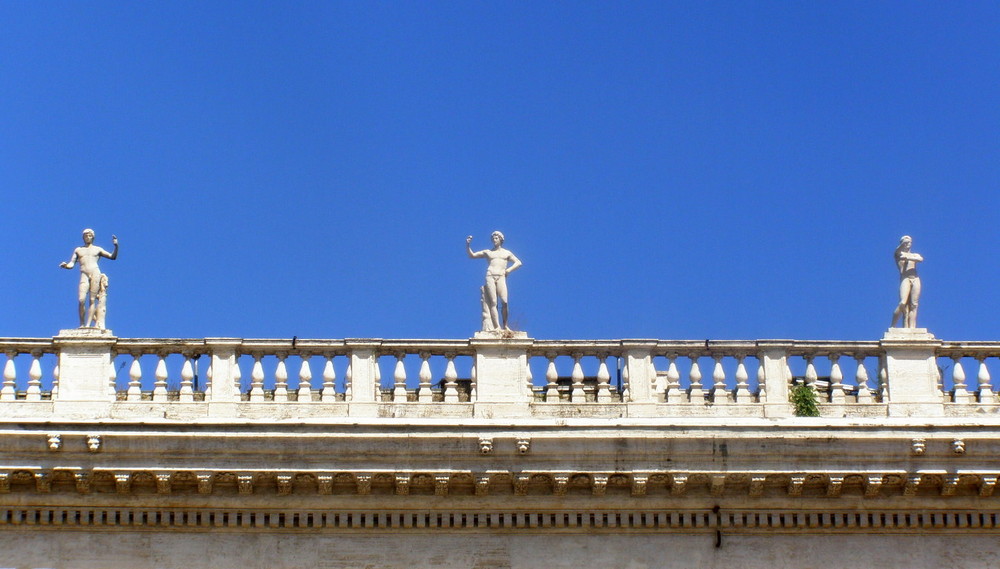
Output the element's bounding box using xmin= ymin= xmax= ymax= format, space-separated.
xmin=855 ymin=356 xmax=871 ymax=403
xmin=321 ymin=356 xmax=336 ymax=401
xmin=829 ymin=354 xmax=846 ymax=404
xmin=734 ymin=357 xmax=750 ymax=403
xmin=545 ymin=356 xmax=559 ymax=402
xmin=977 ymin=357 xmax=994 ymax=404
xmin=711 ymin=356 xmax=728 ymax=404
xmin=393 ymin=355 xmax=407 ymax=402
xmin=273 ymin=355 xmax=288 ymax=402
xmin=344 ymin=356 xmax=353 ymax=401
xmin=205 ymin=357 xmax=213 ymax=397
xmin=418 ymin=353 xmax=433 ymax=403
xmin=570 ymin=354 xmax=586 ymax=402
xmin=804 ymin=356 xmax=817 ymax=387
xmin=651 ymin=357 xmax=666 ymax=403
xmin=26 ymin=354 xmax=42 ymax=401
xmin=249 ymin=356 xmax=264 ymax=402
xmin=373 ymin=357 xmax=382 ymax=401
xmin=524 ymin=358 xmax=533 ymax=402
xmin=179 ymin=357 xmax=194 ymax=402
xmin=665 ymin=356 xmax=681 ymax=403
xmin=619 ymin=358 xmax=634 ymax=401
xmin=1 ymin=353 xmax=16 ymax=401
xmin=597 ymin=357 xmax=612 ymax=403
xmin=688 ymin=356 xmax=704 ymax=404
xmin=621 ymin=362 xmax=629 ymax=400
xmin=233 ymin=357 xmax=243 ymax=397
xmin=152 ymin=354 xmax=168 ymax=402
xmin=756 ymin=360 xmax=766 ymax=402
xmin=298 ymin=356 xmax=313 ymax=403
xmin=469 ymin=361 xmax=477 ymax=402
xmin=444 ymin=355 xmax=459 ymax=403
xmin=877 ymin=363 xmax=888 ymax=402
xmin=952 ymin=357 xmax=971 ymax=403
xmin=128 ymin=355 xmax=142 ymax=400
xmin=52 ymin=363 xmax=59 ymax=398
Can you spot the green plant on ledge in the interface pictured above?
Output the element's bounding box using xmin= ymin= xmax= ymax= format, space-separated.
xmin=790 ymin=382 xmax=820 ymax=417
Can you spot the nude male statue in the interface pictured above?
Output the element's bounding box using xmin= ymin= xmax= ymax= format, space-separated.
xmin=466 ymin=231 xmax=522 ymax=331
xmin=890 ymin=235 xmax=923 ymax=328
xmin=60 ymin=229 xmax=118 ymax=328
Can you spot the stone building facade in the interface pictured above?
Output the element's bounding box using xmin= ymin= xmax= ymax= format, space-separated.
xmin=1 ymin=328 xmax=999 ymax=568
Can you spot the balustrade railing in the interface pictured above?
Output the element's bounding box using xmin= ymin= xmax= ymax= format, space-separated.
xmin=0 ymin=339 xmax=59 ymax=401
xmin=936 ymin=342 xmax=1000 ymax=406
xmin=527 ymin=341 xmax=626 ymax=403
xmin=370 ymin=340 xmax=476 ymax=403
xmin=113 ymin=340 xmax=209 ymax=402
xmin=2 ymin=335 xmax=999 ymax=419
xmin=783 ymin=342 xmax=886 ymax=405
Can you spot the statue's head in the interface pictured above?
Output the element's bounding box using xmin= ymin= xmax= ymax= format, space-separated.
xmin=82 ymin=228 xmax=95 ymax=244
xmin=491 ymin=231 xmax=505 ymax=246
xmin=899 ymin=235 xmax=912 ymax=250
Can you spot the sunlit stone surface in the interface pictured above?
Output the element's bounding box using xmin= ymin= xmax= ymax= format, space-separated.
xmin=2 ymin=329 xmax=1000 ymax=568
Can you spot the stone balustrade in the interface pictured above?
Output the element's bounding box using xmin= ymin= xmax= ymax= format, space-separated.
xmin=1 ymin=332 xmax=999 ymax=419
xmin=0 ymin=338 xmax=60 ymax=402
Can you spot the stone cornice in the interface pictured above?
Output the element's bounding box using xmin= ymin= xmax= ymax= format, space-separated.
xmin=1 ymin=467 xmax=999 ymax=499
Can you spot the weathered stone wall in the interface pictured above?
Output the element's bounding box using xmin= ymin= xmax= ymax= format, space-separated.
xmin=1 ymin=532 xmax=998 ymax=569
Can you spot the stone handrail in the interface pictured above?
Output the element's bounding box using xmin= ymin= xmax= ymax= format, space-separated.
xmin=0 ymin=333 xmax=998 ymax=419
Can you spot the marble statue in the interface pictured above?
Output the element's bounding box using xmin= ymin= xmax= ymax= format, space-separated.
xmin=60 ymin=229 xmax=118 ymax=328
xmin=890 ymin=235 xmax=922 ymax=328
xmin=466 ymin=231 xmax=522 ymax=331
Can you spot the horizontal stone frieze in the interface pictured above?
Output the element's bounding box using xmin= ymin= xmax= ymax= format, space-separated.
xmin=0 ymin=468 xmax=997 ymax=499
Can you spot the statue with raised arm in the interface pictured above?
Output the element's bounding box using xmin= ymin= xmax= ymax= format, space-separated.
xmin=60 ymin=229 xmax=118 ymax=328
xmin=890 ymin=235 xmax=923 ymax=328
xmin=466 ymin=231 xmax=522 ymax=331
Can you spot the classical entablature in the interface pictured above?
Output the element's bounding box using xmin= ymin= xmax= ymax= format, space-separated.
xmin=2 ymin=329 xmax=1000 ymax=567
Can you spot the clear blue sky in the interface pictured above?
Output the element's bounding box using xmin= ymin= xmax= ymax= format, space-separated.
xmin=3 ymin=1 xmax=998 ymax=341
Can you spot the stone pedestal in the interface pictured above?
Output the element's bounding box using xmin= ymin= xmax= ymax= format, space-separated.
xmin=622 ymin=340 xmax=657 ymax=402
xmin=205 ymin=338 xmax=241 ymax=416
xmin=346 ymin=340 xmax=380 ymax=403
xmin=471 ymin=333 xmax=531 ymax=407
xmin=342 ymin=340 xmax=381 ymax=417
xmin=882 ymin=328 xmax=944 ymax=417
xmin=759 ymin=341 xmax=794 ymax=417
xmin=52 ymin=328 xmax=116 ymax=416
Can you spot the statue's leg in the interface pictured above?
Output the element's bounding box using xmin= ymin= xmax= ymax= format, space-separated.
xmin=484 ymin=277 xmax=500 ymax=330
xmin=86 ymin=294 xmax=98 ymax=328
xmin=891 ymin=278 xmax=911 ymax=328
xmin=906 ymin=278 xmax=921 ymax=328
xmin=85 ymin=275 xmax=101 ymax=327
xmin=496 ymin=276 xmax=510 ymax=330
xmin=77 ymin=278 xmax=89 ymax=327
